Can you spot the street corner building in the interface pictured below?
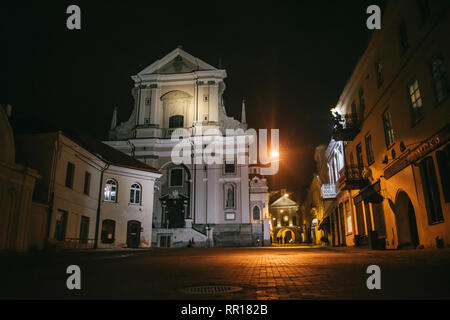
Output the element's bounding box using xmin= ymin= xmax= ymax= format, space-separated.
xmin=268 ymin=190 xmax=301 ymax=245
xmin=314 ymin=0 xmax=450 ymax=250
xmin=5 ymin=120 xmax=161 ymax=251
xmin=105 ymin=47 xmax=271 ymax=248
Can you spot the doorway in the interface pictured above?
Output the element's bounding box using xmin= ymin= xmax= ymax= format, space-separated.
xmin=395 ymin=191 xmax=420 ymax=248
xmin=276 ymin=228 xmax=295 ymax=245
xmin=127 ymin=220 xmax=141 ymax=248
xmin=159 ymin=235 xmax=171 ymax=248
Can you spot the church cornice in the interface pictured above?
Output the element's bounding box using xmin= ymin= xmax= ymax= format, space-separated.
xmin=132 ymin=70 xmax=227 ymax=84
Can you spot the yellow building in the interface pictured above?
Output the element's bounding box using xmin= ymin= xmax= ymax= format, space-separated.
xmin=331 ymin=0 xmax=450 ymax=249
xmin=269 ymin=190 xmax=300 ymax=245
xmin=302 ymin=172 xmax=329 ymax=245
xmin=0 ymin=105 xmax=45 ymax=252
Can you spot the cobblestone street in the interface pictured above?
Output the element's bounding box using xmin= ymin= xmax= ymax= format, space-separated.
xmin=1 ymin=246 xmax=450 ymax=300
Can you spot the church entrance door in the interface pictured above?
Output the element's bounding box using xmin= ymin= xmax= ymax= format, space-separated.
xmin=166 ymin=199 xmax=185 ymax=228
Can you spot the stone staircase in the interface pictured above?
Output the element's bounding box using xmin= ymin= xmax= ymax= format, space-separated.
xmin=213 ymin=224 xmax=254 ymax=247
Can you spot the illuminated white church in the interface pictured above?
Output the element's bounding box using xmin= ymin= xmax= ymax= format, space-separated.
xmin=105 ymin=47 xmax=270 ymax=247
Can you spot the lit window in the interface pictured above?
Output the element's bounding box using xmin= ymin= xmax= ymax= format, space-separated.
xmin=281 ymin=216 xmax=289 ymax=227
xmin=408 ymin=80 xmax=424 ymax=124
xmin=130 ymin=183 xmax=141 ymax=205
xmin=431 ymin=57 xmax=449 ymax=104
xmin=104 ymin=179 xmax=117 ymax=202
xmin=382 ymin=109 xmax=395 ymax=148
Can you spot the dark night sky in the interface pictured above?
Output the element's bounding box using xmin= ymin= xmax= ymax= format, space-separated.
xmin=1 ymin=0 xmax=385 ymax=192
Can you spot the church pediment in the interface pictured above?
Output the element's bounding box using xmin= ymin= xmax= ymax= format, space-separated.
xmin=157 ymin=55 xmax=198 ymax=74
xmin=137 ymin=47 xmax=217 ymax=76
xmin=270 ymin=196 xmax=298 ymax=208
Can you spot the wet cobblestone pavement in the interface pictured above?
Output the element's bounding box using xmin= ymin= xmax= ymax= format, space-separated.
xmin=1 ymin=246 xmax=450 ymax=300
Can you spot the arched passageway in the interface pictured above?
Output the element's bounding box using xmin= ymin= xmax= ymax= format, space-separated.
xmin=395 ymin=191 xmax=420 ymax=248
xmin=276 ymin=228 xmax=295 ymax=245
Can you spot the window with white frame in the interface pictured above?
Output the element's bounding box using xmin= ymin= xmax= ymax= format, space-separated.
xmin=104 ymin=179 xmax=117 ymax=202
xmin=408 ymin=80 xmax=424 ymax=124
xmin=382 ymin=109 xmax=395 ymax=148
xmin=130 ymin=183 xmax=141 ymax=205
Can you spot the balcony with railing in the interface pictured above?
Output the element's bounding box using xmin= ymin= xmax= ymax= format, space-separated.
xmin=321 ymin=184 xmax=337 ymax=199
xmin=332 ymin=113 xmax=361 ymax=141
xmin=164 ymin=127 xmax=192 ymax=138
xmin=338 ymin=165 xmax=369 ymax=191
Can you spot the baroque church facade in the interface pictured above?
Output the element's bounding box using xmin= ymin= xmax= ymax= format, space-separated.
xmin=105 ymin=48 xmax=270 ymax=247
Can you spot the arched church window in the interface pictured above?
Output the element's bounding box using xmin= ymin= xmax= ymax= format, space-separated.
xmin=130 ymin=183 xmax=142 ymax=205
xmin=253 ymin=206 xmax=261 ymax=220
xmin=224 ymin=184 xmax=235 ymax=209
xmin=104 ymin=179 xmax=117 ymax=202
xmin=169 ymin=115 xmax=184 ymax=128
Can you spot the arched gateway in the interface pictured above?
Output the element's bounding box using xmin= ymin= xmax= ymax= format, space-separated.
xmin=395 ymin=191 xmax=420 ymax=248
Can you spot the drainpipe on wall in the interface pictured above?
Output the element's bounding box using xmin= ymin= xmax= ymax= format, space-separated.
xmin=94 ymin=163 xmax=109 ymax=249
xmin=44 ymin=133 xmax=60 ymax=250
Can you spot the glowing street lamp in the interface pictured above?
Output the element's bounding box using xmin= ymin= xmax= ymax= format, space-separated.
xmin=270 ymin=150 xmax=279 ymax=159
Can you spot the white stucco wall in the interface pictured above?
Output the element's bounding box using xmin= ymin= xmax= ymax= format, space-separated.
xmin=99 ymin=165 xmax=159 ymax=248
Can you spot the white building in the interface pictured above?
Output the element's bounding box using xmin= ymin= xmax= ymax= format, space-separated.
xmin=15 ymin=130 xmax=161 ymax=249
xmin=249 ymin=166 xmax=270 ymax=246
xmin=316 ymin=140 xmax=347 ymax=246
xmin=106 ymin=47 xmax=270 ymax=247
